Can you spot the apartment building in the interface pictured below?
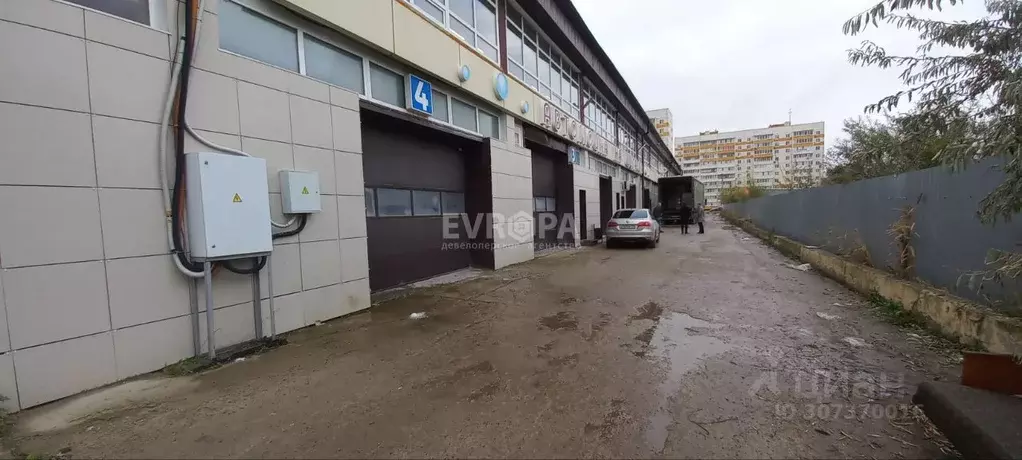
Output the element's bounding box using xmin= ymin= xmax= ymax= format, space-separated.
xmin=646 ymin=108 xmax=674 ymax=154
xmin=674 ymin=122 xmax=825 ymax=205
xmin=0 ymin=0 xmax=679 ymax=411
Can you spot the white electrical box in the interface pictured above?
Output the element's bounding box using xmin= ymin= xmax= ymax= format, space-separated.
xmin=279 ymin=170 xmax=322 ymax=214
xmin=185 ymin=152 xmax=272 ymax=261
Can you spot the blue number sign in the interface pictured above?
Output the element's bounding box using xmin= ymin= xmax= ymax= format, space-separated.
xmin=409 ymin=74 xmax=433 ymax=115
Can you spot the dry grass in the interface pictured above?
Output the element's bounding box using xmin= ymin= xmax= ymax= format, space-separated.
xmin=888 ymin=206 xmax=917 ymax=279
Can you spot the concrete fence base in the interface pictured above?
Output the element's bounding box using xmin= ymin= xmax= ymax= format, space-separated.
xmin=722 ymin=212 xmax=1022 ymax=357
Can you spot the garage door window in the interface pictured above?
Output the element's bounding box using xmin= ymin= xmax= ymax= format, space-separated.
xmin=534 ymin=196 xmax=555 ymax=212
xmin=442 ymin=192 xmax=465 ymax=214
xmin=412 ymin=191 xmax=442 ymax=216
xmin=376 ymin=188 xmax=412 ymax=216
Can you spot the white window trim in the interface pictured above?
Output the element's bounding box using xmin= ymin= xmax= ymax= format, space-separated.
xmin=220 ymin=0 xmax=502 ymax=140
xmin=505 ymin=1 xmax=581 ymax=119
xmin=405 ymin=0 xmax=500 ymax=65
xmin=58 ymin=0 xmax=169 ymax=32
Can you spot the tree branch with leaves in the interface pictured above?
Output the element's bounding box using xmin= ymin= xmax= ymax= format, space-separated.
xmin=843 ymin=0 xmax=1022 ymax=297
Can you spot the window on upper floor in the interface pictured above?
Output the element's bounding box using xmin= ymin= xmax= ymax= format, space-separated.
xmin=218 ymin=0 xmax=502 ymax=140
xmin=220 ymin=0 xmax=299 ymax=71
xmin=506 ymin=4 xmax=580 ymax=118
xmin=408 ymin=0 xmax=499 ymax=63
xmin=65 ymin=0 xmax=167 ymax=29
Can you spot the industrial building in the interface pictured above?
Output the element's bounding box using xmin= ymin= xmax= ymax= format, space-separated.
xmin=675 ymin=121 xmax=826 ymax=205
xmin=646 ymin=108 xmax=673 ymax=154
xmin=0 ymin=0 xmax=679 ymax=410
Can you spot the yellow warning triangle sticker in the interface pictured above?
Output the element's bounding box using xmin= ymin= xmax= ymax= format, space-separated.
xmin=301 ymin=186 xmax=310 ymax=195
xmin=232 ymin=193 xmax=242 ymax=203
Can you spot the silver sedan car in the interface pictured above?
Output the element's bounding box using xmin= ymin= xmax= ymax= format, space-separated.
xmin=605 ymin=208 xmax=661 ymax=248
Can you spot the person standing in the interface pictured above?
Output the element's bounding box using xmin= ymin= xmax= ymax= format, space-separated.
xmin=696 ymin=201 xmax=706 ymax=234
xmin=679 ymin=203 xmax=691 ymax=234
xmin=652 ymin=202 xmax=663 ymax=225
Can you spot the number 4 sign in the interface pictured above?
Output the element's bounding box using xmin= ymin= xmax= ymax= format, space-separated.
xmin=408 ymin=74 xmax=433 ymax=115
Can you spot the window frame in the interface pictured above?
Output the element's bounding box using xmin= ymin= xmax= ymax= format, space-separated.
xmin=505 ymin=1 xmax=581 ymax=120
xmin=218 ymin=0 xmax=502 ymax=140
xmin=366 ymin=187 xmax=467 ymax=218
xmin=406 ymin=0 xmax=500 ymax=64
xmin=61 ymin=0 xmax=168 ymax=31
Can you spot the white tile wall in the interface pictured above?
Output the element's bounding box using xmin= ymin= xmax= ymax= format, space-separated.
xmin=106 ymin=254 xmax=191 ymax=329
xmin=86 ymin=41 xmax=171 ymax=123
xmin=259 ymin=243 xmax=302 ymax=299
xmin=290 ymin=95 xmax=333 ymax=149
xmin=260 ymin=290 xmax=306 ymax=336
xmin=336 ymin=195 xmax=368 ymax=238
xmin=238 ymin=82 xmax=292 ymax=143
xmin=0 ymin=353 xmax=18 ymax=411
xmin=302 ymin=283 xmax=344 ymax=324
xmin=113 ymin=315 xmax=193 ymax=380
xmin=198 ymin=302 xmax=257 ymax=352
xmin=0 ymin=0 xmax=85 ymax=37
xmin=340 ymin=277 xmax=372 ymax=316
xmin=493 ymin=242 xmax=534 ymax=270
xmin=0 ymin=21 xmax=90 ymax=111
xmin=335 ymin=151 xmax=365 ymax=196
xmin=14 ymin=331 xmax=117 ymax=408
xmin=330 ymin=85 xmax=359 ymax=110
xmin=339 ymin=237 xmax=369 ymax=282
xmin=186 ymin=68 xmax=241 ymax=135
xmin=99 ymin=189 xmax=167 ymax=259
xmin=299 ymin=240 xmax=342 ymax=290
xmin=0 ymin=103 xmax=96 ymax=187
xmin=0 ymin=186 xmax=104 ymax=267
xmin=4 ymin=261 xmax=110 ymax=349
xmin=492 ymin=173 xmax=533 ymax=200
xmin=93 ymin=116 xmax=163 ymax=189
xmin=331 ymin=106 xmax=362 ymax=153
xmin=0 ymin=274 xmax=8 ymax=353
xmin=242 ymin=137 xmax=294 ymax=193
xmin=293 ymin=145 xmax=336 ymax=195
xmin=83 ymin=9 xmax=169 ymax=60
xmin=299 ymin=195 xmax=339 ymax=242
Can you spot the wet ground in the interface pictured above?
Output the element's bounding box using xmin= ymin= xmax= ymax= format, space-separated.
xmin=6 ymin=215 xmax=960 ymax=458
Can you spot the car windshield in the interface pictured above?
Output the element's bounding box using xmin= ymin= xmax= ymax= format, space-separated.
xmin=613 ymin=210 xmax=648 ymax=219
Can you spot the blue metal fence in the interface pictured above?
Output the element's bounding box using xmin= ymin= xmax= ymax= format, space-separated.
xmin=725 ymin=158 xmax=1021 ymax=312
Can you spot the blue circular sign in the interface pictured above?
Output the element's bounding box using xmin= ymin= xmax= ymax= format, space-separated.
xmin=521 ymin=100 xmax=530 ymax=114
xmin=458 ymin=65 xmax=471 ymax=82
xmin=494 ymin=73 xmax=509 ymax=100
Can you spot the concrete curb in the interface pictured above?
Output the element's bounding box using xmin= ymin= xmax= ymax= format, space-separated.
xmin=721 ymin=211 xmax=1022 ymax=356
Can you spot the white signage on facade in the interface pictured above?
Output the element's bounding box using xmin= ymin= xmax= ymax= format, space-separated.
xmin=540 ymin=102 xmax=618 ymax=160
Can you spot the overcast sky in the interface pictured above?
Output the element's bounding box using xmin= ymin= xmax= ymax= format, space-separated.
xmin=573 ymin=0 xmax=988 ymax=149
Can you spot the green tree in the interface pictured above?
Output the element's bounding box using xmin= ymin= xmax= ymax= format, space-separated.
xmin=823 ymin=113 xmax=972 ymax=184
xmin=843 ymin=0 xmax=1021 ymax=290
xmin=843 ymin=0 xmax=1020 ymax=223
xmin=720 ymin=184 xmax=768 ymax=204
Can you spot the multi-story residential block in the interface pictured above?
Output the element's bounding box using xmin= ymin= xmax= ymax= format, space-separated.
xmin=0 ymin=0 xmax=679 ymax=411
xmin=646 ymin=108 xmax=674 ymax=154
xmin=674 ymin=122 xmax=826 ymax=205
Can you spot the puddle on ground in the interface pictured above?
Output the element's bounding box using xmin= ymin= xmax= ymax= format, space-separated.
xmin=539 ymin=311 xmax=578 ymax=331
xmin=642 ymin=312 xmax=735 ymax=454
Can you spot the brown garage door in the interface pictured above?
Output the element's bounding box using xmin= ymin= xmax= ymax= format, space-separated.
xmin=361 ymin=112 xmax=474 ymax=292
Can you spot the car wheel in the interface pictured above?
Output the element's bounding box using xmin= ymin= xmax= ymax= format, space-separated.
xmin=648 ymin=238 xmax=657 ymax=249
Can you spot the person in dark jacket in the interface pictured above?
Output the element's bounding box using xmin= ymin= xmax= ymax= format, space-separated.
xmin=652 ymin=203 xmax=663 ymax=225
xmin=679 ymin=203 xmax=691 ymax=234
